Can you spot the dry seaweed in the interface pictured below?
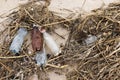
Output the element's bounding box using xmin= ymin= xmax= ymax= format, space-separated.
xmin=65 ymin=3 xmax=120 ymax=80
xmin=0 ymin=1 xmax=120 ymax=80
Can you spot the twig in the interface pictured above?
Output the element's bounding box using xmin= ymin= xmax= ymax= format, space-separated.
xmin=48 ymin=55 xmax=64 ymax=63
xmin=0 ymin=53 xmax=34 ymax=59
xmin=106 ymin=47 xmax=120 ymax=58
xmin=42 ymin=17 xmax=81 ymax=27
xmin=102 ymin=16 xmax=120 ymax=24
xmin=23 ymin=50 xmax=32 ymax=62
xmin=46 ymin=64 xmax=68 ymax=69
xmin=0 ymin=72 xmax=14 ymax=80
xmin=53 ymin=31 xmax=65 ymax=39
xmin=96 ymin=18 xmax=104 ymax=30
xmin=24 ymin=8 xmax=40 ymax=25
xmin=0 ymin=61 xmax=12 ymax=72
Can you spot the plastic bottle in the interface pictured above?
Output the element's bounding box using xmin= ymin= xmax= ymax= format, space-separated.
xmin=9 ymin=27 xmax=27 ymax=55
xmin=35 ymin=47 xmax=47 ymax=67
xmin=41 ymin=29 xmax=61 ymax=56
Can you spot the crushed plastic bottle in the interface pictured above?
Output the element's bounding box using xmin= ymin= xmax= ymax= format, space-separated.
xmin=41 ymin=29 xmax=61 ymax=56
xmin=35 ymin=47 xmax=47 ymax=67
xmin=9 ymin=27 xmax=28 ymax=55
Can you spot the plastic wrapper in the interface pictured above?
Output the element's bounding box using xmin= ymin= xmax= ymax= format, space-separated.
xmin=9 ymin=27 xmax=28 ymax=55
xmin=85 ymin=35 xmax=97 ymax=45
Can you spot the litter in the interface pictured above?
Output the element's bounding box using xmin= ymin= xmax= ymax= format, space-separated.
xmin=31 ymin=25 xmax=43 ymax=52
xmin=41 ymin=29 xmax=61 ymax=56
xmin=84 ymin=35 xmax=97 ymax=45
xmin=9 ymin=27 xmax=27 ymax=55
xmin=35 ymin=47 xmax=47 ymax=67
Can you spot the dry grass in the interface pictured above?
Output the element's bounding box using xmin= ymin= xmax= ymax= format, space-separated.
xmin=0 ymin=1 xmax=120 ymax=80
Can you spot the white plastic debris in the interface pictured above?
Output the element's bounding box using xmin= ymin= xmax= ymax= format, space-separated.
xmin=35 ymin=47 xmax=47 ymax=66
xmin=41 ymin=30 xmax=61 ymax=56
xmin=9 ymin=27 xmax=27 ymax=55
xmin=84 ymin=35 xmax=97 ymax=45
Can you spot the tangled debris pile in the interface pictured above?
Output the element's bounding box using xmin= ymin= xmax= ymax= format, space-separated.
xmin=0 ymin=1 xmax=120 ymax=80
xmin=65 ymin=3 xmax=120 ymax=80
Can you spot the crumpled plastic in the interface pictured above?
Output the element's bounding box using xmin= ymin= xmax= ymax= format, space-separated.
xmin=9 ymin=27 xmax=27 ymax=55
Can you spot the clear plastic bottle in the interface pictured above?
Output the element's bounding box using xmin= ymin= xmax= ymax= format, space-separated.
xmin=41 ymin=30 xmax=61 ymax=56
xmin=9 ymin=27 xmax=28 ymax=55
xmin=35 ymin=46 xmax=47 ymax=67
